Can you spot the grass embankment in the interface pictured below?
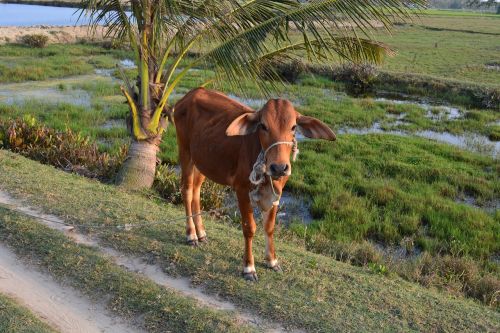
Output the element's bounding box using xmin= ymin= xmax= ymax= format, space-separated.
xmin=0 ymin=294 xmax=57 ymax=333
xmin=0 ymin=150 xmax=499 ymax=332
xmin=0 ymin=208 xmax=253 ymax=333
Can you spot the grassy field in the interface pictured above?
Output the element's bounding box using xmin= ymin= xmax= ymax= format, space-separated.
xmin=0 ymin=43 xmax=130 ymax=83
xmin=1 ymin=33 xmax=499 ymax=306
xmin=0 ymin=150 xmax=499 ymax=332
xmin=0 ymin=294 xmax=57 ymax=333
xmin=288 ymin=135 xmax=499 ymax=256
xmin=0 ymin=8 xmax=499 ymax=326
xmin=376 ymin=13 xmax=500 ymax=87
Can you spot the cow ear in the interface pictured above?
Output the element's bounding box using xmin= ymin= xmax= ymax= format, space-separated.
xmin=226 ymin=112 xmax=260 ymax=136
xmin=297 ymin=115 xmax=336 ymax=141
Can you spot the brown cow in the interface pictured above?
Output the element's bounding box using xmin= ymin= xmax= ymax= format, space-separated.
xmin=174 ymin=88 xmax=335 ymax=281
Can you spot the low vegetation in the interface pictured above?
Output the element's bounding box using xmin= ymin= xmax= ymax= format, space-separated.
xmin=20 ymin=34 xmax=49 ymax=48
xmin=0 ymin=150 xmax=499 ymax=332
xmin=0 ymin=116 xmax=126 ymax=181
xmin=0 ymin=39 xmax=498 ymax=308
xmin=0 ymin=43 xmax=131 ymax=83
xmin=0 ymin=294 xmax=57 ymax=333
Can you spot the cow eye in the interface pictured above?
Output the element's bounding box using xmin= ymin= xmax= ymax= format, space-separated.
xmin=292 ymin=125 xmax=297 ymax=131
xmin=260 ymin=123 xmax=268 ymax=132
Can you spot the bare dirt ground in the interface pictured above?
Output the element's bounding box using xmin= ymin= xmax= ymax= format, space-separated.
xmin=0 ymin=25 xmax=105 ymax=44
xmin=0 ymin=189 xmax=296 ymax=333
xmin=0 ymin=244 xmax=143 ymax=333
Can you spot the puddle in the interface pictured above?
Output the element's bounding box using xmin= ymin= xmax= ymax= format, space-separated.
xmin=0 ymin=74 xmax=114 ymax=108
xmin=374 ymin=242 xmax=422 ymax=262
xmin=0 ymin=86 xmax=91 ymax=107
xmin=228 ymin=94 xmax=268 ymax=109
xmin=277 ymin=192 xmax=313 ymax=225
xmin=455 ymin=194 xmax=500 ymax=213
xmin=101 ymin=119 xmax=126 ymax=129
xmin=375 ymin=96 xmax=462 ymax=121
xmin=416 ymin=130 xmax=498 ymax=157
xmin=338 ymin=123 xmax=499 ymax=158
xmin=95 ymin=68 xmax=116 ymax=77
xmin=120 ymin=59 xmax=136 ymax=69
xmin=484 ymin=62 xmax=500 ymax=71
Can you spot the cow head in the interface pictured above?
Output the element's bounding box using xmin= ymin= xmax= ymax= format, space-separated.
xmin=226 ymin=99 xmax=336 ymax=180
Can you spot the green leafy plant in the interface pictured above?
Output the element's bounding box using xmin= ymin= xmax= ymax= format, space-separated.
xmin=369 ymin=262 xmax=389 ymax=275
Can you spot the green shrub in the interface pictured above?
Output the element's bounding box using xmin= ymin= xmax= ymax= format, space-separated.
xmin=331 ymin=63 xmax=379 ymax=96
xmin=259 ymin=59 xmax=307 ymax=83
xmin=0 ymin=116 xmax=125 ymax=181
xmin=21 ymin=34 xmax=49 ymax=48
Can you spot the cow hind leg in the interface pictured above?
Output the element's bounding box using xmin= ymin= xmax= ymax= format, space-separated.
xmin=236 ymin=188 xmax=258 ymax=281
xmin=180 ymin=156 xmax=198 ymax=246
xmin=192 ymin=168 xmax=207 ymax=243
xmin=263 ymin=205 xmax=281 ymax=272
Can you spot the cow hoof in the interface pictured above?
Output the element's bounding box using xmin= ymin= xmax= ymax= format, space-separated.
xmin=186 ymin=239 xmax=199 ymax=247
xmin=242 ymin=272 xmax=258 ymax=282
xmin=269 ymin=264 xmax=282 ymax=273
xmin=198 ymin=236 xmax=208 ymax=244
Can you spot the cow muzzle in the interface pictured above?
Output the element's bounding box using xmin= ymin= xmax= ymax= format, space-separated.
xmin=268 ymin=163 xmax=290 ymax=178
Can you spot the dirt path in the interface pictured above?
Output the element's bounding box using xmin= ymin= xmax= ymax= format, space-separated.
xmin=0 ymin=244 xmax=143 ymax=333
xmin=0 ymin=189 xmax=298 ymax=333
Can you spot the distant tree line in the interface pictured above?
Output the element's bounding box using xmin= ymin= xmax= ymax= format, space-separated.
xmin=430 ymin=0 xmax=499 ymax=12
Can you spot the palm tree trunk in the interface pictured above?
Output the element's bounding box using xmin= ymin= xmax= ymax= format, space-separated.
xmin=116 ymin=140 xmax=159 ymax=189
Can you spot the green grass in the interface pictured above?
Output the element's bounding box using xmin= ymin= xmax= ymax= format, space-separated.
xmin=376 ymin=14 xmax=500 ymax=87
xmin=287 ymin=134 xmax=499 ymax=258
xmin=0 ymin=43 xmax=132 ymax=83
xmin=0 ymin=207 xmax=252 ymax=333
xmin=0 ymin=150 xmax=499 ymax=332
xmin=420 ymin=9 xmax=500 ymax=18
xmin=0 ymin=293 xmax=57 ymax=333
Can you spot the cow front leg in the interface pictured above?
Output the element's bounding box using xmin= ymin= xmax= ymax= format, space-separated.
xmin=262 ymin=205 xmax=281 ymax=272
xmin=192 ymin=168 xmax=207 ymax=243
xmin=236 ymin=188 xmax=258 ymax=281
xmin=181 ymin=159 xmax=198 ymax=246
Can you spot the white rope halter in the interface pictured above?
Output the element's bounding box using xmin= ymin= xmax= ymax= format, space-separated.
xmin=249 ymin=138 xmax=299 ymax=208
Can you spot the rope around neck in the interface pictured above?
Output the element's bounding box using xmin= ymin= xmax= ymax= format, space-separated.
xmin=249 ymin=138 xmax=299 ymax=209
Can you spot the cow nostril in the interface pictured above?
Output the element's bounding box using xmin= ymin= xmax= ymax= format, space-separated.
xmin=270 ymin=164 xmax=278 ymax=174
xmin=270 ymin=164 xmax=288 ymax=175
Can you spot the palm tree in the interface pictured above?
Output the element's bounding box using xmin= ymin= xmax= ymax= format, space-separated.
xmin=81 ymin=0 xmax=425 ymax=189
